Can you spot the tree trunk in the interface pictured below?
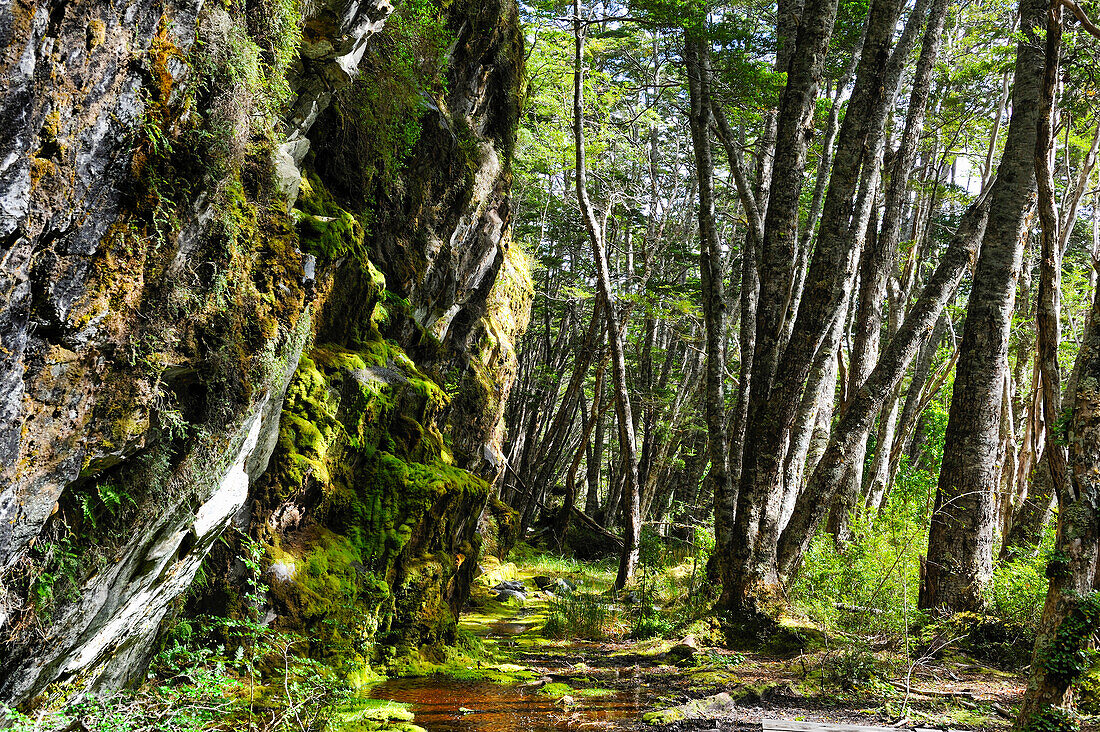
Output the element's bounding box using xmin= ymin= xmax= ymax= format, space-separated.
xmin=780 ymin=296 xmax=847 ymax=530
xmin=778 ymin=191 xmax=992 ymax=582
xmin=919 ymin=0 xmax=1045 ymax=613
xmin=726 ymin=0 xmax=917 ymax=629
xmin=1016 ymin=44 xmax=1100 ymax=720
xmin=823 ymin=0 xmax=938 ymax=543
xmin=555 ymin=361 xmax=606 ymax=548
xmin=572 ymin=0 xmax=642 ymax=590
xmin=585 ymin=385 xmax=606 ymax=517
xmin=686 ymin=36 xmax=737 ymax=596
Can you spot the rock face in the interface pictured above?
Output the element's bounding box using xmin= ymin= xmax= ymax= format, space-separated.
xmin=0 ymin=0 xmax=527 ymax=707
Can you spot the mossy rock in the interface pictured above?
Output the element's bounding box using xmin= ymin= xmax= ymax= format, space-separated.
xmin=642 ymin=692 xmax=738 ymax=724
xmin=918 ymin=612 xmax=1034 ymax=670
xmin=537 ymin=682 xmax=573 ymax=698
xmin=762 ymin=616 xmax=828 ymax=656
xmin=328 ymin=698 xmax=426 ymax=732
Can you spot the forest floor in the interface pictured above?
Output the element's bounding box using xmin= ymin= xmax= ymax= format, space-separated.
xmin=364 ymin=548 xmax=1034 ymax=732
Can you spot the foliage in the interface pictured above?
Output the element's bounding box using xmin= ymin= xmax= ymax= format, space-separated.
xmin=790 ymin=457 xmax=934 ymax=637
xmin=543 ymin=591 xmax=614 ymax=639
xmin=987 ymin=541 xmax=1053 ymax=632
xmin=820 ymin=641 xmax=884 ymax=691
xmin=1039 ymin=591 xmax=1100 ymax=686
xmin=324 ymin=0 xmax=452 ymax=201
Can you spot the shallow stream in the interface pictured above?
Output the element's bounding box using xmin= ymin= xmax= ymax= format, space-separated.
xmin=368 ymin=676 xmax=651 ymax=731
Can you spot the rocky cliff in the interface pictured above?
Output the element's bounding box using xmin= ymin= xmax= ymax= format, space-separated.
xmin=0 ymin=0 xmax=528 ymax=707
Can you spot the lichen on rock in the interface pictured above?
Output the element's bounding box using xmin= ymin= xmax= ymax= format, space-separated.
xmin=0 ymin=0 xmax=528 ymax=708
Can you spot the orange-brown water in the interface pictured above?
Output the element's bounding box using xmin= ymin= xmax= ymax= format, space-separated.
xmin=368 ymin=677 xmax=650 ymax=731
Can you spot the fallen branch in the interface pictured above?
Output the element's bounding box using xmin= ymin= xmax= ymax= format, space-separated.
xmin=569 ymin=506 xmax=624 ymax=548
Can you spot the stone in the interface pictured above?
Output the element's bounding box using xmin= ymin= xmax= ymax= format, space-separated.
xmin=268 ymin=562 xmax=296 ymax=583
xmin=666 ymin=643 xmax=698 ymax=664
xmin=642 ymin=692 xmax=738 ymax=724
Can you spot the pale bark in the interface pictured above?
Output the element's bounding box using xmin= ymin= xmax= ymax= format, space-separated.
xmin=686 ymin=37 xmax=736 ymax=591
xmin=920 ymin=0 xmax=1045 ymax=613
xmin=572 ymin=0 xmax=641 ymax=590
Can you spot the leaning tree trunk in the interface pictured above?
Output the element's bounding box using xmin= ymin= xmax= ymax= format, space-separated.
xmin=778 ymin=191 xmax=993 ymax=582
xmin=1015 ymin=17 xmax=1100 ymax=717
xmin=832 ymin=0 xmax=949 ymax=534
xmin=572 ymin=0 xmax=642 ymax=590
xmin=555 ymin=361 xmax=606 ymax=548
xmin=920 ymin=0 xmax=1046 ymax=613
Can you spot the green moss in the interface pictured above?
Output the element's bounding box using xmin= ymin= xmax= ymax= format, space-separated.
xmin=328 ymin=697 xmax=425 ymax=732
xmin=537 ymin=682 xmax=573 ymax=698
xmin=263 ymin=313 xmax=491 ymax=669
xmin=295 ymin=208 xmax=365 ymax=260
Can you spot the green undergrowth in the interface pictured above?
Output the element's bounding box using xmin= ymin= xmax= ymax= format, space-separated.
xmin=6 ymin=611 xmax=354 ymax=732
xmin=509 ymin=530 xmax=715 ymax=643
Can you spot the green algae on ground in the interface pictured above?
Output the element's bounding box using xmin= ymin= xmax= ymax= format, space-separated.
xmin=329 ymin=697 xmax=426 ymax=732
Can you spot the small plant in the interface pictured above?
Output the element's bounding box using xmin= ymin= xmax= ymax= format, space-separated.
xmin=821 ymin=642 xmax=881 ymax=690
xmin=700 ymin=648 xmax=745 ymax=668
xmin=630 ymin=608 xmax=673 ymax=640
xmin=544 ymin=591 xmax=611 ymax=640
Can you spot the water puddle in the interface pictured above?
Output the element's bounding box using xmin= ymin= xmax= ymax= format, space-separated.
xmin=368 ymin=677 xmax=649 ymax=731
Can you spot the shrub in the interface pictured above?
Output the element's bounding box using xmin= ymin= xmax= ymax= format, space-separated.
xmin=543 ymin=592 xmax=611 ymax=640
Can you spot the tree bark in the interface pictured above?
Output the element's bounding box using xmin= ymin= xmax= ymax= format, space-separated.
xmin=778 ymin=191 xmax=992 ymax=582
xmin=687 ymin=36 xmax=737 ymax=594
xmin=824 ymin=0 xmax=938 ymax=543
xmin=1016 ymin=72 xmax=1100 ymax=726
xmin=725 ymin=0 xmax=913 ymax=628
xmin=919 ymin=0 xmax=1046 ymax=613
xmin=572 ymin=0 xmax=642 ymax=590
xmin=555 ymin=360 xmax=606 ymax=548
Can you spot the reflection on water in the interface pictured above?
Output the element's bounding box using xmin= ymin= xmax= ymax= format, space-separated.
xmin=368 ymin=677 xmax=647 ymax=732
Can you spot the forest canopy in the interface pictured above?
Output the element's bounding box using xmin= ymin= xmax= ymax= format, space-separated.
xmin=501 ymin=0 xmax=1100 ymax=724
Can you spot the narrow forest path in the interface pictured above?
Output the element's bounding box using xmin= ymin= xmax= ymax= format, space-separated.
xmin=360 ymin=553 xmax=1030 ymax=732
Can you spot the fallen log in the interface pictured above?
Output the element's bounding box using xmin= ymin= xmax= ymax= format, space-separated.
xmin=570 ymin=506 xmax=624 ymax=548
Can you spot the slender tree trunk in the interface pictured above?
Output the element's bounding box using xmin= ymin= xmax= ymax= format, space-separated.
xmin=572 ymin=0 xmax=641 ymax=590
xmin=885 ymin=318 xmax=954 ymax=499
xmin=778 ymin=191 xmax=993 ymax=582
xmin=862 ymin=382 xmax=902 ymax=510
xmin=586 ymin=385 xmax=606 ymax=517
xmin=686 ymin=36 xmax=737 ymax=596
xmin=779 ymin=313 xmax=845 ymax=531
xmin=824 ymin=0 xmax=938 ymax=543
xmin=555 ymin=361 xmax=606 ymax=548
xmin=1016 ymin=102 xmax=1100 ymax=731
xmin=711 ymin=106 xmax=763 ymax=577
xmin=1033 ymin=2 xmax=1068 ymax=544
xmin=920 ymin=0 xmax=1045 ymax=613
